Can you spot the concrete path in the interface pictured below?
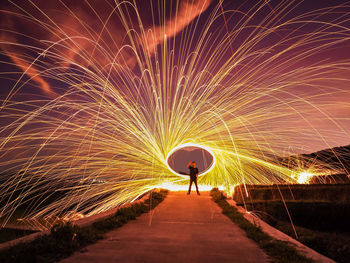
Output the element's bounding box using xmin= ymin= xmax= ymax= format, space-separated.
xmin=60 ymin=192 xmax=270 ymax=263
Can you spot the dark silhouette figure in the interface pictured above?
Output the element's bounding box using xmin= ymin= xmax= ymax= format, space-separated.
xmin=187 ymin=161 xmax=200 ymax=195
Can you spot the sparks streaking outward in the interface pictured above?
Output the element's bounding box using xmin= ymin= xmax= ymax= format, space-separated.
xmin=0 ymin=0 xmax=350 ymax=228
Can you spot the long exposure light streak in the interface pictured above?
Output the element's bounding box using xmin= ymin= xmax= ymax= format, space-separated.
xmin=0 ymin=0 xmax=349 ymax=228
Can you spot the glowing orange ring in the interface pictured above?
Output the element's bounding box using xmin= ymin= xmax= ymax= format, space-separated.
xmin=165 ymin=143 xmax=216 ymax=178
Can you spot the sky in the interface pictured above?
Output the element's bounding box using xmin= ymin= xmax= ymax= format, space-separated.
xmin=0 ymin=0 xmax=350 ymax=158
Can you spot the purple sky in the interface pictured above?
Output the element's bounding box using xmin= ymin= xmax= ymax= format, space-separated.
xmin=0 ymin=0 xmax=350 ymax=156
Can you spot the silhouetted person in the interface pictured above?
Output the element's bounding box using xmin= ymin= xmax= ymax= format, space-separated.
xmin=187 ymin=161 xmax=200 ymax=195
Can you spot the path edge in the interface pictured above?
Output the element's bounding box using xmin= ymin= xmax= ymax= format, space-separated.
xmin=0 ymin=191 xmax=152 ymax=251
xmin=226 ymin=198 xmax=335 ymax=263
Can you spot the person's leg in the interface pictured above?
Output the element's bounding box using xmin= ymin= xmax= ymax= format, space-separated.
xmin=194 ymin=179 xmax=200 ymax=195
xmin=187 ymin=178 xmax=193 ymax=194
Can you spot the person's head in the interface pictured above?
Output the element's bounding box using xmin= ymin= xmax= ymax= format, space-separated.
xmin=192 ymin=161 xmax=196 ymax=167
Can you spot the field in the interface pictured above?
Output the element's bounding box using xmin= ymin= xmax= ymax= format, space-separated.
xmin=233 ymin=184 xmax=350 ymax=263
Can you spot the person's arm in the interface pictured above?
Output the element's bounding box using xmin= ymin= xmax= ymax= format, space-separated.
xmin=187 ymin=161 xmax=192 ymax=168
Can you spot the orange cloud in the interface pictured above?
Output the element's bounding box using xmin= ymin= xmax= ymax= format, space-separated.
xmin=6 ymin=51 xmax=56 ymax=97
xmin=0 ymin=32 xmax=57 ymax=98
xmin=145 ymin=0 xmax=213 ymax=52
xmin=0 ymin=0 xmax=212 ymax=98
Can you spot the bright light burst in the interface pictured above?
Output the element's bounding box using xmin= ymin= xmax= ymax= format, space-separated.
xmin=297 ymin=172 xmax=313 ymax=184
xmin=0 ymin=0 xmax=350 ymax=228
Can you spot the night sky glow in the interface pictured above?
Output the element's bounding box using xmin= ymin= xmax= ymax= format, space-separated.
xmin=0 ymin=0 xmax=350 ymax=228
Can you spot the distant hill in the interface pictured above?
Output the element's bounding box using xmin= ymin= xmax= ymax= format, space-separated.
xmin=279 ymin=144 xmax=350 ymax=183
xmin=300 ymin=144 xmax=350 ymax=173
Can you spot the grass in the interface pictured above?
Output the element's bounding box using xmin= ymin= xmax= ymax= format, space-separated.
xmin=233 ymin=183 xmax=350 ymax=262
xmin=244 ymin=201 xmax=350 ymax=263
xmin=0 ymin=189 xmax=168 ymax=263
xmin=210 ymin=188 xmax=314 ymax=263
xmin=275 ymin=221 xmax=350 ymax=263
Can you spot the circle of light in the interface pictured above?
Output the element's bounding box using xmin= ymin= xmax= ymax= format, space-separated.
xmin=165 ymin=143 xmax=216 ymax=179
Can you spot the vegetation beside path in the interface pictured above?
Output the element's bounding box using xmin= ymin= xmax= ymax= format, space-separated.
xmin=234 ymin=184 xmax=350 ymax=263
xmin=0 ymin=189 xmax=168 ymax=263
xmin=266 ymin=219 xmax=349 ymax=263
xmin=210 ymin=188 xmax=314 ymax=263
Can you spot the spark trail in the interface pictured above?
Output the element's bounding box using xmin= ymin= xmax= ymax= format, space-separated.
xmin=0 ymin=0 xmax=350 ymax=228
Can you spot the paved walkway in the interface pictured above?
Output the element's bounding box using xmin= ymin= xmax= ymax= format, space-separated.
xmin=60 ymin=192 xmax=270 ymax=263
